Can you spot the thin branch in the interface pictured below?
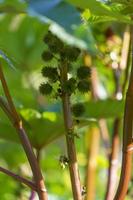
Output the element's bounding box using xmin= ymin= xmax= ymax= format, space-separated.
xmin=0 ymin=96 xmax=14 ymax=123
xmin=0 ymin=166 xmax=36 ymax=190
xmin=119 ymin=26 xmax=131 ymax=71
xmin=105 ymin=26 xmax=131 ymax=200
xmin=29 ymin=149 xmax=41 ymax=200
xmin=29 ymin=191 xmax=36 ymax=200
xmin=105 ymin=118 xmax=120 ymax=200
xmin=121 ymin=26 xmax=131 ymax=95
xmin=86 ymin=127 xmax=100 ymax=200
xmin=0 ymin=64 xmax=20 ymax=122
xmin=0 ymin=63 xmax=48 ymax=200
xmin=60 ymin=61 xmax=82 ymax=200
xmin=113 ymin=25 xmax=133 ymax=200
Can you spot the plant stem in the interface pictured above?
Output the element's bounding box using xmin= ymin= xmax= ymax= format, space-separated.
xmin=60 ymin=62 xmax=82 ymax=200
xmin=105 ymin=67 xmax=121 ymax=200
xmin=29 ymin=150 xmax=41 ymax=200
xmin=29 ymin=191 xmax=36 ymax=200
xmin=83 ymin=55 xmax=110 ymax=199
xmin=0 ymin=166 xmax=36 ymax=190
xmin=105 ymin=26 xmax=130 ymax=200
xmin=120 ymin=26 xmax=130 ymax=71
xmin=105 ymin=118 xmax=120 ymax=200
xmin=113 ymin=26 xmax=133 ymax=200
xmin=86 ymin=127 xmax=100 ymax=200
xmin=17 ymin=127 xmax=47 ymax=200
xmin=0 ymin=63 xmax=48 ymax=200
xmin=105 ymin=26 xmax=131 ymax=200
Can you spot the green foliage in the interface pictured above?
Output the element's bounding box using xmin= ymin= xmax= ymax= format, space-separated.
xmin=20 ymin=109 xmax=65 ymax=149
xmin=72 ymin=103 xmax=85 ymax=117
xmin=39 ymin=83 xmax=53 ymax=95
xmin=83 ymin=100 xmax=124 ymax=119
xmin=0 ymin=14 xmax=49 ymax=69
xmin=27 ymin=0 xmax=98 ymax=54
xmin=61 ymin=46 xmax=81 ymax=61
xmin=41 ymin=67 xmax=59 ymax=82
xmin=67 ymin=0 xmax=132 ymax=23
xmin=77 ymin=66 xmax=91 ymax=79
xmin=0 ymin=1 xmax=131 ymax=199
xmin=0 ymin=99 xmax=124 ymax=151
xmin=77 ymin=80 xmax=90 ymax=93
xmin=44 ymin=31 xmax=64 ymax=54
xmin=62 ymin=78 xmax=77 ymax=94
xmin=111 ymin=0 xmax=133 ymax=5
xmin=41 ymin=51 xmax=53 ymax=61
xmin=0 ymin=0 xmax=27 ymax=13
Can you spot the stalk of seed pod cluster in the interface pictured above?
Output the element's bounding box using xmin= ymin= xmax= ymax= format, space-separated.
xmin=59 ymin=61 xmax=82 ymax=200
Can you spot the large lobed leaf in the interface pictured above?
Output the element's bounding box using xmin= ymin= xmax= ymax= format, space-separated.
xmin=0 ymin=99 xmax=124 ymax=149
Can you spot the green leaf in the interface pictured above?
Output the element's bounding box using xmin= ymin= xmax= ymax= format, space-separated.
xmin=0 ymin=100 xmax=124 ymax=149
xmin=20 ymin=109 xmax=65 ymax=149
xmin=83 ymin=99 xmax=124 ymax=119
xmin=28 ymin=0 xmax=81 ymax=31
xmin=0 ymin=141 xmax=26 ymax=168
xmin=0 ymin=14 xmax=49 ymax=70
xmin=0 ymin=0 xmax=27 ymax=13
xmin=121 ymin=5 xmax=133 ymax=15
xmin=111 ymin=0 xmax=133 ymax=6
xmin=0 ymin=108 xmax=65 ymax=149
xmin=27 ymin=0 xmax=97 ymax=54
xmin=66 ymin=0 xmax=113 ymax=14
xmin=66 ymin=0 xmax=132 ymax=23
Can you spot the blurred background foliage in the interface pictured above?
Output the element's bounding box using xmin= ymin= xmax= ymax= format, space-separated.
xmin=0 ymin=0 xmax=132 ymax=199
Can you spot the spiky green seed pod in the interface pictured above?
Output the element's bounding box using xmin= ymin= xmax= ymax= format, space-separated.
xmin=41 ymin=67 xmax=59 ymax=82
xmin=44 ymin=35 xmax=64 ymax=54
xmin=61 ymin=46 xmax=80 ymax=61
xmin=42 ymin=51 xmax=53 ymax=61
xmin=77 ymin=80 xmax=90 ymax=93
xmin=69 ymin=77 xmax=77 ymax=85
xmin=44 ymin=31 xmax=64 ymax=53
xmin=48 ymin=37 xmax=64 ymax=54
xmin=72 ymin=47 xmax=81 ymax=60
xmin=77 ymin=66 xmax=91 ymax=79
xmin=43 ymin=31 xmax=53 ymax=44
xmin=39 ymin=83 xmax=53 ymax=95
xmin=62 ymin=78 xmax=77 ymax=94
xmin=72 ymin=103 xmax=85 ymax=117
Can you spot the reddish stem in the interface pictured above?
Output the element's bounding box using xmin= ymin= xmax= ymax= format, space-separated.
xmin=113 ymin=26 xmax=133 ymax=200
xmin=0 ymin=166 xmax=36 ymax=190
xmin=0 ymin=63 xmax=48 ymax=200
xmin=60 ymin=62 xmax=82 ymax=200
